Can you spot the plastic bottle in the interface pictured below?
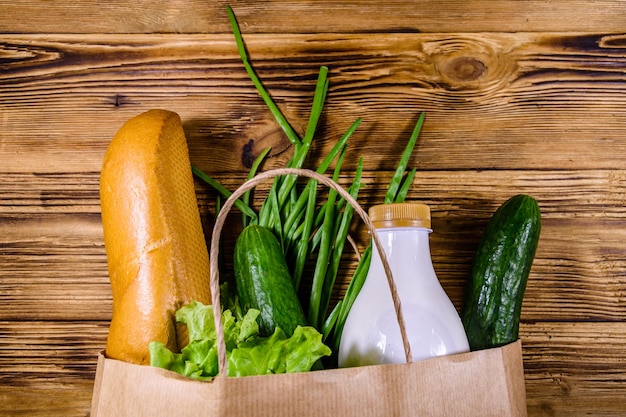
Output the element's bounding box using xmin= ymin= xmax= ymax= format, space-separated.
xmin=338 ymin=202 xmax=469 ymax=367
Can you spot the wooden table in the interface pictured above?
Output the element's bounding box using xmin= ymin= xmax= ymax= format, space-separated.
xmin=2 ymin=1 xmax=626 ymax=415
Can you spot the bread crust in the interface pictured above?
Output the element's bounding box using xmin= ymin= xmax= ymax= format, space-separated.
xmin=100 ymin=109 xmax=211 ymax=365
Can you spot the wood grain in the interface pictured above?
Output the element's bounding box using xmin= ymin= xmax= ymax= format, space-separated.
xmin=1 ymin=1 xmax=625 ymax=34
xmin=2 ymin=3 xmax=626 ymax=415
xmin=0 ymin=321 xmax=106 ymax=416
xmin=2 ymin=33 xmax=626 ymax=175
xmin=522 ymin=322 xmax=626 ymax=416
xmin=2 ymin=171 xmax=626 ymax=322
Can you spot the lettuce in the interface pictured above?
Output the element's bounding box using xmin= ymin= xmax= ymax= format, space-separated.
xmin=149 ymin=300 xmax=331 ymax=380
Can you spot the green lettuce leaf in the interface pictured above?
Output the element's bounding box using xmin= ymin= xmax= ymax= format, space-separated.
xmin=149 ymin=300 xmax=331 ymax=380
xmin=228 ymin=325 xmax=331 ymax=376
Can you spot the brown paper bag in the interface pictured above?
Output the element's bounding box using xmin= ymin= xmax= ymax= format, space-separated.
xmin=91 ymin=340 xmax=526 ymax=416
xmin=91 ymin=168 xmax=528 ymax=416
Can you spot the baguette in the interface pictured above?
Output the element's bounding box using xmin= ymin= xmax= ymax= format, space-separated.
xmin=99 ymin=109 xmax=211 ymax=365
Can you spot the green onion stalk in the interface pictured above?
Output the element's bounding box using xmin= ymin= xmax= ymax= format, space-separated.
xmin=192 ymin=5 xmax=426 ymax=367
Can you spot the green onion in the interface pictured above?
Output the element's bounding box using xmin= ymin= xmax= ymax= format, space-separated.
xmin=291 ymin=180 xmax=318 ymax=290
xmin=197 ymin=7 xmax=426 ymax=367
xmin=192 ymin=165 xmax=257 ymax=221
xmin=384 ymin=112 xmax=425 ymax=204
xmin=226 ymin=5 xmax=300 ymax=147
xmin=308 ymin=180 xmax=340 ymax=326
xmin=321 ymin=299 xmax=341 ymax=341
xmin=258 ymin=66 xmax=329 ymax=228
xmin=318 ymin=158 xmax=363 ymax=328
xmin=243 ymin=147 xmax=272 ymax=227
xmin=281 ymin=118 xmax=361 ymax=237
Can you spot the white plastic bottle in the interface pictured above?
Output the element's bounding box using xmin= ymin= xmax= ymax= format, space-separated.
xmin=338 ymin=202 xmax=469 ymax=367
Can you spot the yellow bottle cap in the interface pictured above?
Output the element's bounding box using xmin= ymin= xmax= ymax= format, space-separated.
xmin=368 ymin=202 xmax=431 ymax=229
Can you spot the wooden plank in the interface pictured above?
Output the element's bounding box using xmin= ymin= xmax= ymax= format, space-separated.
xmin=0 ymin=213 xmax=110 ymax=321
xmin=0 ymin=383 xmax=95 ymax=417
xmin=0 ymin=1 xmax=625 ymax=34
xmin=522 ymin=322 xmax=626 ymax=416
xmin=2 ymin=170 xmax=626 ymax=322
xmin=0 ymin=321 xmax=108 ymax=382
xmin=0 ymin=173 xmax=101 ymax=214
xmin=2 ymin=32 xmax=626 ymax=173
xmin=3 ymin=170 xmax=626 ymax=217
xmin=0 ymin=321 xmax=106 ymax=416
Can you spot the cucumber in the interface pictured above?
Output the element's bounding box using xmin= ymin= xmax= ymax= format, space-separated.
xmin=234 ymin=224 xmax=307 ymax=337
xmin=461 ymin=194 xmax=541 ymax=350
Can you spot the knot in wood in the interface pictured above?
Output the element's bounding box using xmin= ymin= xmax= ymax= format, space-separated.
xmin=440 ymin=56 xmax=487 ymax=82
xmin=241 ymin=139 xmax=256 ymax=169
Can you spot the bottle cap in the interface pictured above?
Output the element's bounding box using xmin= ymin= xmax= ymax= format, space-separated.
xmin=368 ymin=202 xmax=431 ymax=229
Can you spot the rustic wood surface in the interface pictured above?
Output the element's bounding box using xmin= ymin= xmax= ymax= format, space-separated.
xmin=2 ymin=1 xmax=626 ymax=416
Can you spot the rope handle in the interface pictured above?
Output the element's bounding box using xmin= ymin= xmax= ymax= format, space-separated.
xmin=208 ymin=168 xmax=412 ymax=377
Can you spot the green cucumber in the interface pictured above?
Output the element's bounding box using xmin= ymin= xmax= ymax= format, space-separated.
xmin=234 ymin=224 xmax=307 ymax=337
xmin=461 ymin=194 xmax=541 ymax=350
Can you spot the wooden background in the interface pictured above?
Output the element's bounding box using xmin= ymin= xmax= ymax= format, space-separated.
xmin=2 ymin=1 xmax=626 ymax=415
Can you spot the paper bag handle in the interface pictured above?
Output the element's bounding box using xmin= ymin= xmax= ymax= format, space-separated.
xmin=208 ymin=168 xmax=412 ymax=377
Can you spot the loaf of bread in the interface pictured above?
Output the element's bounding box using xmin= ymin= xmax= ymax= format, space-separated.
xmin=100 ymin=109 xmax=211 ymax=365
